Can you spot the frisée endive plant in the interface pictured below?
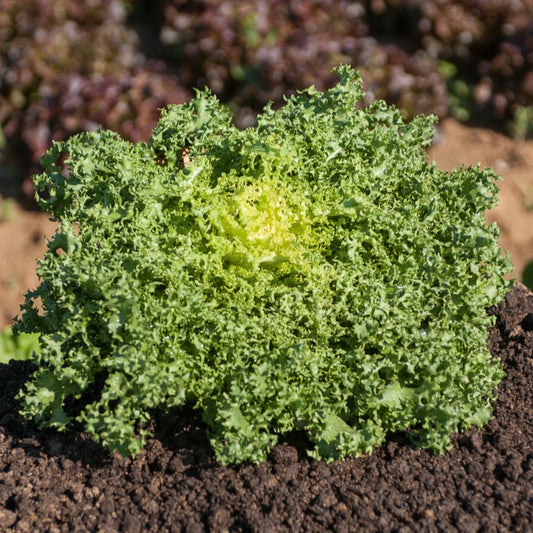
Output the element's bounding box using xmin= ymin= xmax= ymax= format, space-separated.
xmin=14 ymin=66 xmax=512 ymax=464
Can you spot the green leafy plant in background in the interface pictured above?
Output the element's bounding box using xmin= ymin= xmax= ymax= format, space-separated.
xmin=15 ymin=66 xmax=512 ymax=464
xmin=509 ymin=106 xmax=533 ymax=141
xmin=523 ymin=260 xmax=533 ymax=291
xmin=438 ymin=61 xmax=473 ymax=123
xmin=0 ymin=328 xmax=40 ymax=364
xmin=0 ymin=197 xmax=14 ymax=222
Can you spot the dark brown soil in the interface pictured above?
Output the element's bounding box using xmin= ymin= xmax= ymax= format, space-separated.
xmin=1 ymin=284 xmax=532 ymax=533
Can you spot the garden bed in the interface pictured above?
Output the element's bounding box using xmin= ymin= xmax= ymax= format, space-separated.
xmin=0 ymin=282 xmax=531 ymax=532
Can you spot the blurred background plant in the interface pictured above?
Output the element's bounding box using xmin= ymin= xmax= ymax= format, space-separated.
xmin=154 ymin=0 xmax=448 ymax=127
xmin=1 ymin=0 xmax=532 ymax=203
xmin=510 ymin=105 xmax=533 ymax=140
xmin=0 ymin=0 xmax=189 ymax=202
xmin=0 ymin=328 xmax=39 ymax=364
xmin=523 ymin=259 xmax=533 ymax=290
